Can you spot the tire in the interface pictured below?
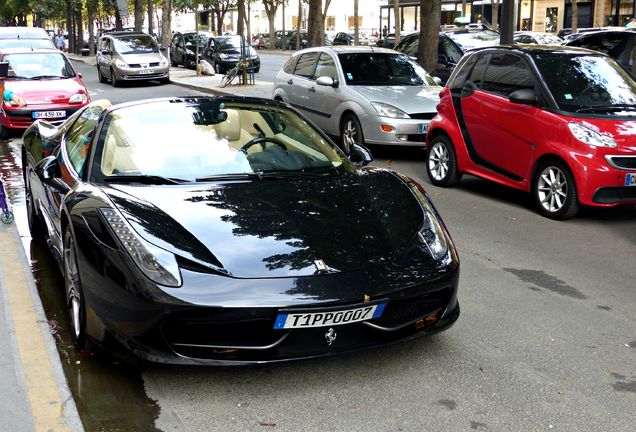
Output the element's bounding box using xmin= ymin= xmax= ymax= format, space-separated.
xmin=25 ymin=174 xmax=45 ymax=242
xmin=533 ymin=160 xmax=580 ymax=220
xmin=160 ymin=76 xmax=170 ymax=85
xmin=171 ymin=55 xmax=178 ymax=67
xmin=221 ymin=67 xmax=238 ymax=87
xmin=340 ymin=114 xmax=364 ymax=155
xmin=0 ymin=124 xmax=9 ymax=140
xmin=63 ymin=227 xmax=92 ymax=350
xmin=426 ymin=135 xmax=462 ymax=187
xmin=111 ymin=68 xmax=121 ymax=87
xmin=97 ymin=66 xmax=107 ymax=83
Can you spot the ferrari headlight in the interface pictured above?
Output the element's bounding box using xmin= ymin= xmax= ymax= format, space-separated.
xmin=371 ymin=102 xmax=410 ymax=119
xmin=68 ymin=93 xmax=87 ymax=104
xmin=568 ymin=122 xmax=616 ymax=148
xmin=417 ymin=200 xmax=449 ymax=260
xmin=99 ymin=208 xmax=182 ymax=287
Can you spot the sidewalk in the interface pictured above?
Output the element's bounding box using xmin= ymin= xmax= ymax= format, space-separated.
xmin=68 ymin=51 xmax=284 ymax=99
xmin=0 ymin=222 xmax=83 ymax=432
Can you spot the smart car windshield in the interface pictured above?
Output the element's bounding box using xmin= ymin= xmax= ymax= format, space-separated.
xmin=338 ymin=53 xmax=437 ymax=86
xmin=3 ymin=52 xmax=75 ymax=79
xmin=97 ymin=99 xmax=350 ymax=182
xmin=533 ymin=53 xmax=636 ymax=114
xmin=113 ymin=36 xmax=159 ymax=54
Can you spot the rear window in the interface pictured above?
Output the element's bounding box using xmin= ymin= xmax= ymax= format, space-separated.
xmin=293 ymin=52 xmax=318 ymax=78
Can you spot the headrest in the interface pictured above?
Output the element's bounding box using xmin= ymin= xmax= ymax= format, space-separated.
xmin=215 ymin=109 xmax=241 ymax=141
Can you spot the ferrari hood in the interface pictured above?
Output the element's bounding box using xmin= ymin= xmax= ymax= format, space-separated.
xmin=105 ymin=170 xmax=424 ymax=278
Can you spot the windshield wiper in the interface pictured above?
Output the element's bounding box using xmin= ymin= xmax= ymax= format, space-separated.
xmin=196 ymin=169 xmax=333 ymax=183
xmin=29 ymin=75 xmax=66 ymax=80
xmin=195 ymin=172 xmax=263 ymax=182
xmin=576 ymin=104 xmax=636 ymax=113
xmin=104 ymin=175 xmax=189 ymax=185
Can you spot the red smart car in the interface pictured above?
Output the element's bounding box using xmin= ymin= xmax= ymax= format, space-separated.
xmin=426 ymin=45 xmax=636 ymax=219
xmin=1 ymin=48 xmax=90 ymax=138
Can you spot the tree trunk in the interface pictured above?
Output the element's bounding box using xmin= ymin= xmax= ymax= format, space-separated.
xmin=571 ymin=0 xmax=579 ymax=33
xmin=65 ymin=0 xmax=73 ymax=52
xmin=263 ymin=1 xmax=279 ymax=49
xmin=418 ymin=0 xmax=440 ymax=73
xmin=87 ymin=0 xmax=97 ymax=55
xmin=75 ymin=9 xmax=83 ymax=54
xmin=134 ymin=0 xmax=144 ymax=31
xmin=237 ymin=0 xmax=245 ymax=38
xmin=147 ymin=0 xmax=155 ymax=36
xmin=307 ymin=0 xmax=324 ymax=47
xmin=297 ymin=0 xmax=302 ymax=48
xmin=354 ymin=0 xmax=359 ymax=44
xmin=394 ymin=0 xmax=401 ymax=44
xmin=115 ymin=5 xmax=123 ymax=31
xmin=161 ymin=0 xmax=172 ymax=53
xmin=491 ymin=0 xmax=499 ymax=30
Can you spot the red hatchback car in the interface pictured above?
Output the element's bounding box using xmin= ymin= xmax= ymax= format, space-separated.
xmin=1 ymin=48 xmax=90 ymax=138
xmin=426 ymin=45 xmax=636 ymax=219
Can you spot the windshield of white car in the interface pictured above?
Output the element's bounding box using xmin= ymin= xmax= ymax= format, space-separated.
xmin=114 ymin=36 xmax=159 ymax=54
xmin=338 ymin=53 xmax=437 ymax=86
xmin=533 ymin=53 xmax=636 ymax=114
xmin=3 ymin=52 xmax=75 ymax=79
xmin=447 ymin=30 xmax=500 ymax=51
xmin=97 ymin=99 xmax=351 ymax=183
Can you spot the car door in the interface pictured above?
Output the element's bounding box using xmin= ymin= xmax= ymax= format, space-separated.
xmin=96 ymin=38 xmax=113 ymax=77
xmin=458 ymin=51 xmax=538 ymax=181
xmin=308 ymin=52 xmax=341 ymax=133
xmin=284 ymin=52 xmax=319 ymax=121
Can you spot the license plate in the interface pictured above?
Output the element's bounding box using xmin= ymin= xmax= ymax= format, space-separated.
xmin=626 ymin=173 xmax=636 ymax=187
xmin=274 ymin=302 xmax=386 ymax=329
xmin=32 ymin=111 xmax=65 ymax=119
xmin=138 ymin=69 xmax=155 ymax=74
xmin=418 ymin=123 xmax=429 ymax=134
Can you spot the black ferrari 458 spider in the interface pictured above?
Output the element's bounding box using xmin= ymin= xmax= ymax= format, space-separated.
xmin=22 ymin=96 xmax=460 ymax=365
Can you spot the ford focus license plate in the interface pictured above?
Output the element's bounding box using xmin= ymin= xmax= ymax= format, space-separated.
xmin=32 ymin=111 xmax=65 ymax=119
xmin=626 ymin=173 xmax=636 ymax=187
xmin=274 ymin=303 xmax=386 ymax=329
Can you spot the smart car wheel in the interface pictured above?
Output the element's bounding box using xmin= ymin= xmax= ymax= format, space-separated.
xmin=340 ymin=114 xmax=363 ymax=155
xmin=63 ymin=227 xmax=91 ymax=350
xmin=533 ymin=160 xmax=580 ymax=220
xmin=426 ymin=135 xmax=461 ymax=187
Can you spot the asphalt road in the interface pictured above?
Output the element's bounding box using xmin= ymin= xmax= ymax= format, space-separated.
xmin=14 ymin=60 xmax=636 ymax=431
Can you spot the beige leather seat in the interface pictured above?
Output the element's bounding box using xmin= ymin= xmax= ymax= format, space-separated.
xmin=214 ymin=109 xmax=253 ymax=150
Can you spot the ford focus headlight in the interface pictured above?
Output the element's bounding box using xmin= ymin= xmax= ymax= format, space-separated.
xmin=99 ymin=208 xmax=182 ymax=287
xmin=371 ymin=102 xmax=410 ymax=119
xmin=69 ymin=93 xmax=87 ymax=104
xmin=568 ymin=122 xmax=616 ymax=148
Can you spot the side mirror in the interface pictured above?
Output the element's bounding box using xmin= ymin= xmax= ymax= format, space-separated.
xmin=433 ymin=76 xmax=442 ymax=85
xmin=35 ymin=156 xmax=71 ymax=193
xmin=349 ymin=143 xmax=373 ymax=167
xmin=509 ymin=88 xmax=537 ymax=105
xmin=316 ymin=76 xmax=339 ymax=88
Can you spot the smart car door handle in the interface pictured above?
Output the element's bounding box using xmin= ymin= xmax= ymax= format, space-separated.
xmin=308 ymin=87 xmax=316 ymax=92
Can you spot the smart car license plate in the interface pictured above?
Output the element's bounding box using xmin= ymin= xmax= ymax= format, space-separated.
xmin=32 ymin=111 xmax=65 ymax=119
xmin=138 ymin=69 xmax=155 ymax=75
xmin=274 ymin=302 xmax=386 ymax=329
xmin=418 ymin=123 xmax=429 ymax=134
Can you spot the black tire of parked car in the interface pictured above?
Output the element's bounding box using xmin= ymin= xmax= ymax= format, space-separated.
xmin=63 ymin=227 xmax=92 ymax=350
xmin=97 ymin=66 xmax=107 ymax=83
xmin=0 ymin=124 xmax=9 ymax=140
xmin=340 ymin=114 xmax=364 ymax=155
xmin=425 ymin=135 xmax=462 ymax=187
xmin=532 ymin=159 xmax=580 ymax=220
xmin=24 ymin=167 xmax=45 ymax=242
xmin=171 ymin=55 xmax=178 ymax=67
xmin=111 ymin=68 xmax=121 ymax=87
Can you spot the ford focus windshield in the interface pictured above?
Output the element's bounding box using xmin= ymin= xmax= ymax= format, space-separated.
xmin=338 ymin=53 xmax=437 ymax=86
xmin=533 ymin=53 xmax=636 ymax=114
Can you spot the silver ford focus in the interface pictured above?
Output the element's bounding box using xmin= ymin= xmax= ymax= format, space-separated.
xmin=272 ymin=46 xmax=442 ymax=152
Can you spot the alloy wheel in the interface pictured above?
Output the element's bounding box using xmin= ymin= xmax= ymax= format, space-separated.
xmin=341 ymin=117 xmax=361 ymax=154
xmin=537 ymin=166 xmax=568 ymax=213
xmin=64 ymin=232 xmax=82 ymax=341
xmin=428 ymin=142 xmax=450 ymax=181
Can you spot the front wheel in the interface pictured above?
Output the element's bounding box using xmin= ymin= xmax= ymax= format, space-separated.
xmin=25 ymin=175 xmax=45 ymax=241
xmin=533 ymin=160 xmax=580 ymax=220
xmin=97 ymin=66 xmax=107 ymax=83
xmin=426 ymin=135 xmax=462 ymax=187
xmin=111 ymin=68 xmax=121 ymax=87
xmin=63 ymin=227 xmax=91 ymax=350
xmin=340 ymin=114 xmax=364 ymax=155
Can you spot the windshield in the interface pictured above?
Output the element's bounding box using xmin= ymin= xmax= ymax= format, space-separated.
xmin=338 ymin=53 xmax=438 ymax=86
xmin=113 ymin=36 xmax=159 ymax=54
xmin=97 ymin=100 xmax=350 ymax=182
xmin=533 ymin=53 xmax=636 ymax=114
xmin=184 ymin=33 xmax=210 ymax=47
xmin=3 ymin=52 xmax=75 ymax=79
xmin=532 ymin=34 xmax=563 ymax=44
xmin=447 ymin=30 xmax=500 ymax=51
xmin=0 ymin=39 xmax=55 ymax=49
xmin=215 ymin=36 xmax=252 ymax=54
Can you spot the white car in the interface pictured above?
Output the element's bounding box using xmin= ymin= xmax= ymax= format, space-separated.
xmin=272 ymin=46 xmax=442 ymax=152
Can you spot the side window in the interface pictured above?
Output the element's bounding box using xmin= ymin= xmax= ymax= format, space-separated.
xmin=481 ymin=53 xmax=535 ymax=97
xmin=293 ymin=52 xmax=318 ymax=78
xmin=441 ymin=38 xmax=463 ymax=64
xmin=64 ymin=105 xmax=103 ymax=176
xmin=282 ymin=55 xmax=299 ymax=73
xmin=403 ymin=36 xmax=419 ymax=57
xmin=313 ymin=53 xmax=337 ymax=80
xmin=448 ymin=53 xmax=480 ymax=90
xmin=468 ymin=54 xmax=490 ymax=88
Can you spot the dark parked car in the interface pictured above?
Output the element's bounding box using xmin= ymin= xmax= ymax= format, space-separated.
xmin=426 ymin=45 xmax=636 ymax=219
xmin=274 ymin=30 xmax=293 ymax=48
xmin=332 ymin=31 xmax=370 ymax=46
xmin=375 ymin=33 xmax=396 ymax=48
xmin=286 ymin=30 xmax=308 ymax=50
xmin=22 ymin=96 xmax=460 ymax=364
xmin=170 ymin=31 xmax=212 ymax=68
xmin=394 ymin=29 xmax=500 ymax=83
xmin=564 ymin=29 xmax=635 ymax=75
xmin=203 ymin=35 xmax=260 ymax=73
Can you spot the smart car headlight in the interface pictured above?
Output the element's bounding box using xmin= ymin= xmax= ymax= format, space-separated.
xmin=568 ymin=122 xmax=616 ymax=148
xmin=371 ymin=102 xmax=410 ymax=119
xmin=69 ymin=93 xmax=87 ymax=104
xmin=99 ymin=208 xmax=182 ymax=287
